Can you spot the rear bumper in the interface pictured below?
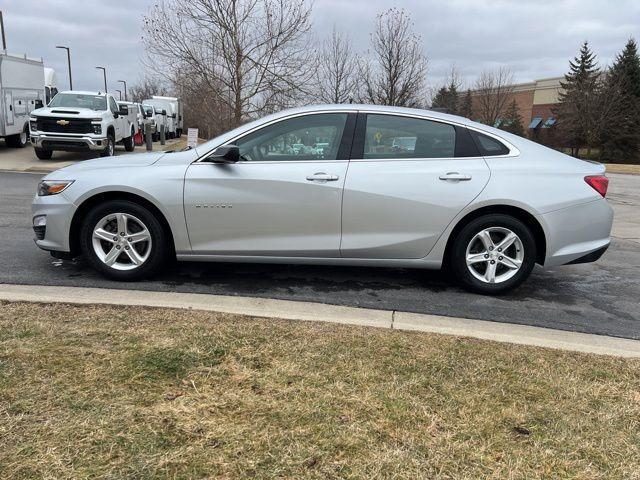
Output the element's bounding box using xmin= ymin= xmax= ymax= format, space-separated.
xmin=31 ymin=133 xmax=107 ymax=151
xmin=540 ymin=198 xmax=613 ymax=267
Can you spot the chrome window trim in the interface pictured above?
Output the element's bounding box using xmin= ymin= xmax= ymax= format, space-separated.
xmin=194 ymin=108 xmax=520 ymax=163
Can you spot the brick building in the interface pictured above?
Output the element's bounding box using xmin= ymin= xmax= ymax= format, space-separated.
xmin=472 ymin=76 xmax=563 ymax=140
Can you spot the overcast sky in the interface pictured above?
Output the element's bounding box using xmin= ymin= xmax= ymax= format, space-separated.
xmin=3 ymin=0 xmax=639 ymax=94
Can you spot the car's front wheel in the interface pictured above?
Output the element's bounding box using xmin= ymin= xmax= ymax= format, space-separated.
xmin=100 ymin=133 xmax=115 ymax=157
xmin=450 ymin=214 xmax=536 ymax=294
xmin=80 ymin=200 xmax=167 ymax=280
xmin=34 ymin=147 xmax=53 ymax=160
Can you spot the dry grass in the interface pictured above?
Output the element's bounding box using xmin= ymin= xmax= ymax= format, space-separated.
xmin=1 ymin=302 xmax=639 ymax=479
xmin=605 ymin=163 xmax=640 ymax=175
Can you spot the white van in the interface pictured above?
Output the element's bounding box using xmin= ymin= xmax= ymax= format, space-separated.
xmin=143 ymin=98 xmax=176 ymax=138
xmin=1 ymin=52 xmax=45 ymax=148
xmin=152 ymin=95 xmax=183 ymax=137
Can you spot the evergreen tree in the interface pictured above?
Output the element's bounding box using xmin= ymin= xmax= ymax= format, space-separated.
xmin=556 ymin=41 xmax=601 ymax=155
xmin=604 ymin=38 xmax=640 ymax=160
xmin=500 ymin=100 xmax=525 ymax=136
xmin=431 ymin=86 xmax=449 ymax=111
xmin=460 ymin=89 xmax=473 ymax=118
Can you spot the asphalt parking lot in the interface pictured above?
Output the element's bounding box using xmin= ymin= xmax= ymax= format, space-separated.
xmin=0 ymin=148 xmax=638 ymax=340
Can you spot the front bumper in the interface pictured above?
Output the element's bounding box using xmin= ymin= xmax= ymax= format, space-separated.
xmin=31 ymin=193 xmax=77 ymax=253
xmin=31 ymin=132 xmax=108 ymax=151
xmin=541 ymin=198 xmax=614 ymax=267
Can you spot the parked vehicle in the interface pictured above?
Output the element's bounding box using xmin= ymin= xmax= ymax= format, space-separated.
xmin=44 ymin=67 xmax=58 ymax=105
xmin=152 ymin=95 xmax=183 ymax=137
xmin=143 ymin=97 xmax=176 ymax=138
xmin=0 ymin=52 xmax=45 ymax=148
xmin=31 ymin=104 xmax=613 ymax=294
xmin=117 ymin=101 xmax=145 ymax=145
xmin=29 ymin=91 xmax=136 ymax=159
xmin=141 ymin=103 xmax=163 ymax=141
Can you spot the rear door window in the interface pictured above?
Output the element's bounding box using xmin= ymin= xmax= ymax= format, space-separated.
xmin=362 ymin=114 xmax=456 ymax=159
xmin=469 ymin=130 xmax=511 ymax=156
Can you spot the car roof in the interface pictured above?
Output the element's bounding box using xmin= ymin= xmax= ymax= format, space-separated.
xmin=271 ymin=103 xmax=475 ymax=127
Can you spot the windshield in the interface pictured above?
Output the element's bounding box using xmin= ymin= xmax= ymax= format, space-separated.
xmin=142 ymin=105 xmax=154 ymax=116
xmin=48 ymin=93 xmax=107 ymax=111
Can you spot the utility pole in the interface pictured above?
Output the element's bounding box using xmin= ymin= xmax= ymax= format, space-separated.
xmin=115 ymin=89 xmax=122 ymax=100
xmin=117 ymin=80 xmax=127 ymax=101
xmin=95 ymin=66 xmax=107 ymax=93
xmin=55 ymin=46 xmax=72 ymax=90
xmin=0 ymin=11 xmax=7 ymax=51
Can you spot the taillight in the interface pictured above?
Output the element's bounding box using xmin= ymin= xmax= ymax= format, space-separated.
xmin=584 ymin=175 xmax=609 ymax=198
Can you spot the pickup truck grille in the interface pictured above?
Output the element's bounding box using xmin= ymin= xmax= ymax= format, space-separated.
xmin=36 ymin=117 xmax=93 ymax=134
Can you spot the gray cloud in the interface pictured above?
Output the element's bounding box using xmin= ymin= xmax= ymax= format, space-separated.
xmin=3 ymin=0 xmax=638 ymax=93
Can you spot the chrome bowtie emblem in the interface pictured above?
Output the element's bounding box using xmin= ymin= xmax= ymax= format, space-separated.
xmin=56 ymin=119 xmax=70 ymax=126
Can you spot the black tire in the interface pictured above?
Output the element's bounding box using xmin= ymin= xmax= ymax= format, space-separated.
xmin=152 ymin=133 xmax=159 ymax=142
xmin=123 ymin=128 xmax=135 ymax=152
xmin=79 ymin=200 xmax=168 ymax=281
xmin=34 ymin=147 xmax=53 ymax=160
xmin=449 ymin=214 xmax=536 ymax=295
xmin=6 ymin=125 xmax=29 ymax=148
xmin=100 ymin=132 xmax=115 ymax=157
xmin=176 ymin=129 xmax=182 ymax=138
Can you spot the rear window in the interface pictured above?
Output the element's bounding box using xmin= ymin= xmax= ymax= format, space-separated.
xmin=470 ymin=131 xmax=510 ymax=156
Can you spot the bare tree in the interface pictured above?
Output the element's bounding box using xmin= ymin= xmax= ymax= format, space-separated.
xmin=314 ymin=26 xmax=358 ymax=104
xmin=129 ymin=77 xmax=169 ymax=103
xmin=359 ymin=8 xmax=428 ymax=107
xmin=473 ymin=67 xmax=515 ymax=125
xmin=142 ymin=0 xmax=314 ymax=127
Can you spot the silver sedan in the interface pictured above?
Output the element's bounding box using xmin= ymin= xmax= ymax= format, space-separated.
xmin=32 ymin=104 xmax=613 ymax=294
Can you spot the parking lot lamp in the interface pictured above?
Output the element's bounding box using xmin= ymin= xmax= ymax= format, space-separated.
xmin=95 ymin=66 xmax=107 ymax=93
xmin=117 ymin=80 xmax=127 ymax=101
xmin=115 ymin=89 xmax=122 ymax=100
xmin=55 ymin=45 xmax=72 ymax=90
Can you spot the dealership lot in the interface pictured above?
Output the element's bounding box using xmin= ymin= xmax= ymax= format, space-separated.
xmin=0 ymin=154 xmax=638 ymax=338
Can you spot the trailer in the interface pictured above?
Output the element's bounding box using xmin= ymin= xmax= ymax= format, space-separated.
xmin=1 ymin=52 xmax=45 ymax=148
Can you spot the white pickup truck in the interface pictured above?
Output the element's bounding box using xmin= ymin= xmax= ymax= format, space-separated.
xmin=29 ymin=90 xmax=136 ymax=159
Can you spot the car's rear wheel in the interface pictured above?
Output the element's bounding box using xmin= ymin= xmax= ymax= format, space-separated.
xmin=34 ymin=147 xmax=53 ymax=159
xmin=80 ymin=200 xmax=167 ymax=280
xmin=450 ymin=214 xmax=536 ymax=294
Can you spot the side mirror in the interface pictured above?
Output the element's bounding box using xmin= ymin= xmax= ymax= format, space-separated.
xmin=34 ymin=99 xmax=44 ymax=109
xmin=172 ymin=113 xmax=177 ymax=119
xmin=118 ymin=105 xmax=129 ymax=115
xmin=161 ymin=109 xmax=167 ymax=116
xmin=204 ymin=145 xmax=240 ymax=164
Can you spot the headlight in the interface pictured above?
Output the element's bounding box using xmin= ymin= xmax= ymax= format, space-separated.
xmin=30 ymin=117 xmax=37 ymax=131
xmin=37 ymin=180 xmax=74 ymax=196
xmin=93 ymin=124 xmax=102 ymax=134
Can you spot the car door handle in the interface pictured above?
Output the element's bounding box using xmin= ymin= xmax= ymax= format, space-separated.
xmin=306 ymin=172 xmax=339 ymax=182
xmin=439 ymin=172 xmax=472 ymax=181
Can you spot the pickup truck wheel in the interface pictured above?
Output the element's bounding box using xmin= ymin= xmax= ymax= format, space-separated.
xmin=100 ymin=134 xmax=115 ymax=157
xmin=123 ymin=128 xmax=135 ymax=152
xmin=34 ymin=147 xmax=53 ymax=160
xmin=80 ymin=200 xmax=168 ymax=281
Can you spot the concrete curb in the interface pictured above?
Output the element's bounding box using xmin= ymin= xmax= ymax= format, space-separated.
xmin=1 ymin=283 xmax=639 ymax=358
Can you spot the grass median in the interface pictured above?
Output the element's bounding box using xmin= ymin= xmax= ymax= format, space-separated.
xmin=1 ymin=301 xmax=639 ymax=479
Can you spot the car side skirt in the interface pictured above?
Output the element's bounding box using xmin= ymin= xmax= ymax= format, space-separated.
xmin=176 ymin=253 xmax=443 ymax=269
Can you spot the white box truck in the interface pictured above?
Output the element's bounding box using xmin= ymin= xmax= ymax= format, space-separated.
xmin=152 ymin=95 xmax=183 ymax=137
xmin=44 ymin=67 xmax=58 ymax=104
xmin=1 ymin=52 xmax=45 ymax=148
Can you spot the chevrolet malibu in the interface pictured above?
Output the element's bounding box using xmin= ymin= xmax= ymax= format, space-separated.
xmin=32 ymin=105 xmax=613 ymax=294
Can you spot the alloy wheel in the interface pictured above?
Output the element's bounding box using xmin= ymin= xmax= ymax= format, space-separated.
xmin=92 ymin=213 xmax=152 ymax=270
xmin=465 ymin=227 xmax=524 ymax=284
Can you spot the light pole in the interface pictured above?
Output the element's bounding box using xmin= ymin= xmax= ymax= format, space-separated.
xmin=115 ymin=89 xmax=122 ymax=100
xmin=95 ymin=66 xmax=107 ymax=93
xmin=117 ymin=80 xmax=127 ymax=101
xmin=55 ymin=45 xmax=72 ymax=90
